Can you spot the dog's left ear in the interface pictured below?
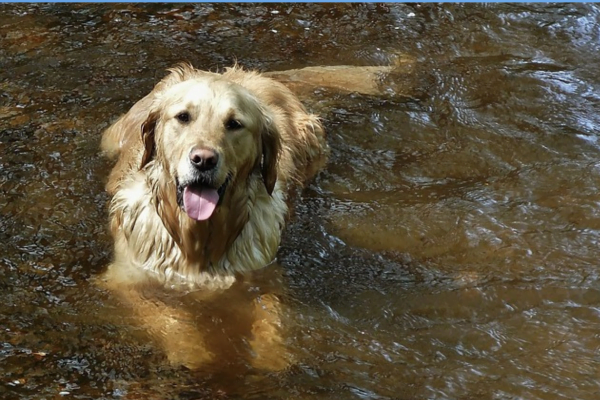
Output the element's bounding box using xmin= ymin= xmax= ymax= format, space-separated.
xmin=140 ymin=111 xmax=159 ymax=170
xmin=261 ymin=118 xmax=281 ymax=196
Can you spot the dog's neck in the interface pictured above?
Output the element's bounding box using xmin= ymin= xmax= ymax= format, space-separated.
xmin=176 ymin=181 xmax=251 ymax=268
xmin=152 ymin=169 xmax=286 ymax=277
xmin=110 ymin=164 xmax=287 ymax=288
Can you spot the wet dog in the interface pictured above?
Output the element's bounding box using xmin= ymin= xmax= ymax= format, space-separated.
xmin=99 ymin=64 xmax=326 ymax=369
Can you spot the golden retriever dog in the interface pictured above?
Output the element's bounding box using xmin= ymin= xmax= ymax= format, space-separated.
xmin=99 ymin=64 xmax=326 ymax=370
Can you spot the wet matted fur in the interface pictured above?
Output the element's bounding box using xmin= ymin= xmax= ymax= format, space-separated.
xmin=99 ymin=64 xmax=326 ymax=369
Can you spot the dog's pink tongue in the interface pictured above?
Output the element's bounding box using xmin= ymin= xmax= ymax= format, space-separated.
xmin=183 ymin=186 xmax=219 ymax=221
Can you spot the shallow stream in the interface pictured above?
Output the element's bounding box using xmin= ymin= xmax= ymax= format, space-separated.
xmin=2 ymin=3 xmax=600 ymax=399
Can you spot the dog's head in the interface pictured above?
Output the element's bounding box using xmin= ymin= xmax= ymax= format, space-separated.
xmin=139 ymin=76 xmax=281 ymax=221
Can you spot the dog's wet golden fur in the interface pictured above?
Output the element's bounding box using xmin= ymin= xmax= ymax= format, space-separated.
xmin=99 ymin=64 xmax=326 ymax=369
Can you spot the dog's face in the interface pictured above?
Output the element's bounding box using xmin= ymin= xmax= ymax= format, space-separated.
xmin=140 ymin=77 xmax=280 ymax=221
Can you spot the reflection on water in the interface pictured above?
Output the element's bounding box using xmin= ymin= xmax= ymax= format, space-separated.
xmin=2 ymin=3 xmax=600 ymax=399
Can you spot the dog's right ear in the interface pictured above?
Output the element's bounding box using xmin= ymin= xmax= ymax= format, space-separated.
xmin=140 ymin=111 xmax=158 ymax=170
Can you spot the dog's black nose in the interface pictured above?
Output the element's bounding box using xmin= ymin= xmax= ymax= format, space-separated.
xmin=189 ymin=147 xmax=219 ymax=171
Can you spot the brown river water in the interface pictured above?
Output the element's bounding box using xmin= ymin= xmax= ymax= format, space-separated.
xmin=2 ymin=3 xmax=600 ymax=399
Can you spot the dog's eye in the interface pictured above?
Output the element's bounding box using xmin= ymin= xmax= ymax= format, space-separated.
xmin=225 ymin=118 xmax=243 ymax=130
xmin=176 ymin=112 xmax=191 ymax=123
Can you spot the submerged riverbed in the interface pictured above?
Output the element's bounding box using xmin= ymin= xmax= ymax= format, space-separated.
xmin=2 ymin=3 xmax=600 ymax=399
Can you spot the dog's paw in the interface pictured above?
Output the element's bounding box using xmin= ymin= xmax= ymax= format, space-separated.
xmin=249 ymin=294 xmax=292 ymax=371
xmin=159 ymin=314 xmax=214 ymax=369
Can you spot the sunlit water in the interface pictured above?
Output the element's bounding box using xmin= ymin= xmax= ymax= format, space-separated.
xmin=2 ymin=3 xmax=600 ymax=399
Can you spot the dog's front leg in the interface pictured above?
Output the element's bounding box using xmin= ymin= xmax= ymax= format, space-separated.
xmin=248 ymin=293 xmax=290 ymax=371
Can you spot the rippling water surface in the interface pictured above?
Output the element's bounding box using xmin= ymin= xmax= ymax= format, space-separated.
xmin=2 ymin=3 xmax=600 ymax=399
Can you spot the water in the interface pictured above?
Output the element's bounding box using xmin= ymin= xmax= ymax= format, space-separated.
xmin=2 ymin=3 xmax=600 ymax=399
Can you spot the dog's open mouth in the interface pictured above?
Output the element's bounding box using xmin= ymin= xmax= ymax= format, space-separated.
xmin=177 ymin=176 xmax=230 ymax=221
